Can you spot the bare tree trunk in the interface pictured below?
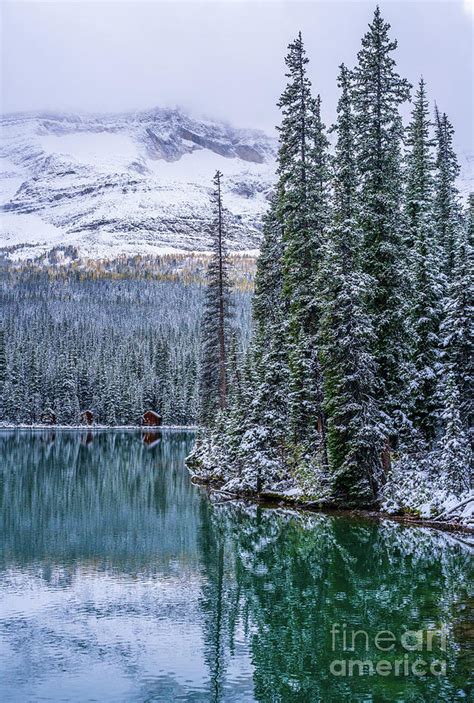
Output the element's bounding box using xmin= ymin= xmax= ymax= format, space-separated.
xmin=381 ymin=437 xmax=391 ymax=476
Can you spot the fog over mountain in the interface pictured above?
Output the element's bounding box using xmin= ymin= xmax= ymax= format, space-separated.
xmin=1 ymin=104 xmax=472 ymax=261
xmin=2 ymin=1 xmax=472 ymax=150
xmin=1 ymin=1 xmax=472 ymax=261
xmin=0 ymin=107 xmax=276 ymax=260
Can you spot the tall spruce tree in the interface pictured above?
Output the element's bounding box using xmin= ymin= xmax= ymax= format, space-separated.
xmin=253 ymin=199 xmax=285 ymax=351
xmin=440 ymin=209 xmax=473 ymax=448
xmin=352 ymin=6 xmax=411 ymax=443
xmin=439 ymin=372 xmax=471 ymax=493
xmin=0 ymin=328 xmax=6 ymax=418
xmin=277 ymin=32 xmax=330 ymax=447
xmin=220 ymin=202 xmax=290 ymax=491
xmin=405 ymin=78 xmax=444 ymax=445
xmin=319 ymin=64 xmax=383 ymax=505
xmin=0 ymin=329 xmax=6 ymax=389
xmin=434 ymin=107 xmax=462 ymax=280
xmin=200 ymin=171 xmax=233 ymax=424
xmin=251 ymin=202 xmax=288 ymax=454
xmin=468 ymin=193 xmax=474 ymax=248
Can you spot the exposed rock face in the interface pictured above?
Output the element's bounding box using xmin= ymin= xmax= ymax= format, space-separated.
xmin=234 ymin=144 xmax=264 ymax=164
xmin=0 ymin=107 xmax=277 ymax=260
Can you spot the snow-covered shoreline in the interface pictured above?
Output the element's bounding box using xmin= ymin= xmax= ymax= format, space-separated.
xmin=187 ymin=472 xmax=474 ymax=535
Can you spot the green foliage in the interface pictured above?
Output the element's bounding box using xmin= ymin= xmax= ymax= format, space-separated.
xmin=434 ymin=108 xmax=462 ymax=279
xmin=277 ymin=33 xmax=330 ymax=443
xmin=199 ymin=171 xmax=235 ymax=425
xmin=353 ymin=6 xmax=412 ymax=432
xmin=319 ymin=64 xmax=383 ymax=505
xmin=405 ymin=79 xmax=444 ymax=445
xmin=194 ymin=7 xmax=471 ymax=504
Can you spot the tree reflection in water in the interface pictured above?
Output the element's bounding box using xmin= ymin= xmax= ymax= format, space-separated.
xmin=199 ymin=503 xmax=472 ymax=702
xmin=0 ymin=430 xmax=471 ymax=702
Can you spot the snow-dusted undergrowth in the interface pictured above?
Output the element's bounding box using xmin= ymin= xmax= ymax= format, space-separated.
xmin=188 ymin=436 xmax=473 ymax=528
xmin=381 ymin=452 xmax=473 ymax=527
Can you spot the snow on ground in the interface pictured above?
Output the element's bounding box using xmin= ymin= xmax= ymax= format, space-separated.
xmin=39 ymin=132 xmax=140 ymax=174
xmin=147 ymin=145 xmax=270 ymax=182
xmin=0 ymin=156 xmax=25 ymax=203
xmin=381 ymin=459 xmax=473 ymax=528
xmin=416 ymin=488 xmax=474 ymax=524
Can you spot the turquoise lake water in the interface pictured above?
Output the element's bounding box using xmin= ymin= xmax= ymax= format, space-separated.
xmin=0 ymin=430 xmax=471 ymax=702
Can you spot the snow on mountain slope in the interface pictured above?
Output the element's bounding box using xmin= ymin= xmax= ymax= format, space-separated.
xmin=1 ymin=108 xmax=471 ymax=262
xmin=0 ymin=108 xmax=276 ymax=260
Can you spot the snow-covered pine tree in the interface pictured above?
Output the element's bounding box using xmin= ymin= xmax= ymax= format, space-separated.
xmin=405 ymin=78 xmax=444 ymax=445
xmin=277 ymin=32 xmax=330 ymax=448
xmin=468 ymin=193 xmax=474 ymax=248
xmin=58 ymin=353 xmax=80 ymax=424
xmin=28 ymin=346 xmax=42 ymax=423
xmin=440 ymin=208 xmax=473 ymax=450
xmin=239 ymin=321 xmax=290 ymax=491
xmin=214 ymin=202 xmax=291 ymax=492
xmin=319 ymin=64 xmax=383 ymax=505
xmin=200 ymin=171 xmax=233 ymax=425
xmin=434 ymin=107 xmax=462 ymax=280
xmin=253 ymin=198 xmax=285 ymax=347
xmin=6 ymin=355 xmax=24 ymax=423
xmin=251 ymin=201 xmax=288 ymax=458
xmin=439 ymin=371 xmax=471 ymax=493
xmin=228 ymin=327 xmax=251 ymax=419
xmin=352 ymin=6 xmax=411 ymax=444
xmin=0 ymin=328 xmax=6 ymax=413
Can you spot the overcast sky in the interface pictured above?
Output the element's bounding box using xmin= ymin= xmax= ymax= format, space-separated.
xmin=1 ymin=1 xmax=473 ymax=150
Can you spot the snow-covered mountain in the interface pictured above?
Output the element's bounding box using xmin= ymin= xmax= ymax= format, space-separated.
xmin=1 ymin=107 xmax=471 ymax=262
xmin=0 ymin=108 xmax=277 ymax=261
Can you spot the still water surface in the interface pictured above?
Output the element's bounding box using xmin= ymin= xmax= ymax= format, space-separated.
xmin=0 ymin=430 xmax=472 ymax=702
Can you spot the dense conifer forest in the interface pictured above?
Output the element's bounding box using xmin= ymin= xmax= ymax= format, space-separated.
xmin=190 ymin=8 xmax=473 ymax=511
xmin=1 ymin=6 xmax=471 ymax=515
xmin=0 ymin=258 xmax=252 ymax=426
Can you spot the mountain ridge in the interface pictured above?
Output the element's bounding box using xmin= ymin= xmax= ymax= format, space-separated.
xmin=1 ymin=106 xmax=472 ymax=263
xmin=0 ymin=107 xmax=277 ymax=261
